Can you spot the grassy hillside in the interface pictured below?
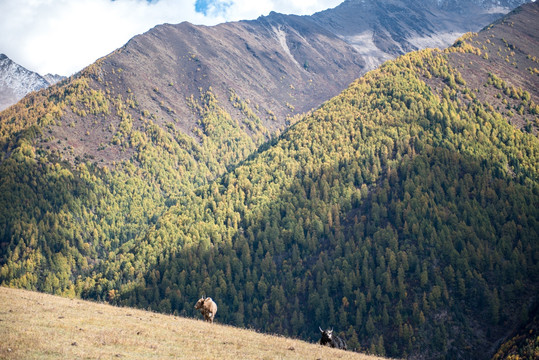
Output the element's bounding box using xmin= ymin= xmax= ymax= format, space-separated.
xmin=0 ymin=286 xmax=388 ymax=360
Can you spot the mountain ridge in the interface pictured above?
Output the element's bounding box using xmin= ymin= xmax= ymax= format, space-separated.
xmin=312 ymin=0 xmax=529 ymax=71
xmin=1 ymin=0 xmax=529 ymax=172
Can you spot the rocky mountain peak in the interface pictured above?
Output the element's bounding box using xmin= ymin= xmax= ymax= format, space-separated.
xmin=0 ymin=54 xmax=65 ymax=111
xmin=312 ymin=0 xmax=530 ymax=71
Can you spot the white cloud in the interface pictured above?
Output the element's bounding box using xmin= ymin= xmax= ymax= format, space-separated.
xmin=0 ymin=0 xmax=342 ymax=76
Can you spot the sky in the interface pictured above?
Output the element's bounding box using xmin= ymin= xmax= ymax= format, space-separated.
xmin=0 ymin=0 xmax=343 ymax=76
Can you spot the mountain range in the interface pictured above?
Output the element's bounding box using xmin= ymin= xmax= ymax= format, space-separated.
xmin=0 ymin=0 xmax=528 ymax=116
xmin=0 ymin=0 xmax=528 ymax=163
xmin=0 ymin=54 xmax=64 ymax=111
xmin=0 ymin=0 xmax=537 ymax=359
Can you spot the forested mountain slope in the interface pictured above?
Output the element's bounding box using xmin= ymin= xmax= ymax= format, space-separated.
xmin=0 ymin=1 xmax=538 ymax=360
xmin=491 ymin=302 xmax=539 ymax=360
xmin=0 ymin=0 xmax=528 ymax=300
xmin=63 ymin=3 xmax=537 ymax=359
xmin=0 ymin=5 xmax=368 ymax=285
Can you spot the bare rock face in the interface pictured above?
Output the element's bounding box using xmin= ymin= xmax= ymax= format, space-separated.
xmin=311 ymin=0 xmax=529 ymax=71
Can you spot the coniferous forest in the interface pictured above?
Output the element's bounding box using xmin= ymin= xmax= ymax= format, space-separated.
xmin=1 ymin=3 xmax=538 ymax=359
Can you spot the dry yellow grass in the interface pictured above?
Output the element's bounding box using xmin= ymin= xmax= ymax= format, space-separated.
xmin=0 ymin=286 xmax=391 ymax=360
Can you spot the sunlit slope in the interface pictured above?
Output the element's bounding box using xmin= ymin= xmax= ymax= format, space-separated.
xmin=103 ymin=4 xmax=539 ymax=359
xmin=0 ymin=3 xmax=367 ymax=299
xmin=0 ymin=286 xmax=389 ymax=360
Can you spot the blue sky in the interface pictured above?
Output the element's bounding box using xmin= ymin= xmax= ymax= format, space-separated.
xmin=195 ymin=0 xmax=232 ymax=16
xmin=0 ymin=0 xmax=342 ymax=76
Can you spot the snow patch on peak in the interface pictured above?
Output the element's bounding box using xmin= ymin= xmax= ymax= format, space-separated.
xmin=0 ymin=54 xmax=53 ymax=111
xmin=0 ymin=55 xmax=48 ymax=98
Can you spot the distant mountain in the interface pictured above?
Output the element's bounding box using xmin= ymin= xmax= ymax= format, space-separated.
xmin=42 ymin=73 xmax=65 ymax=85
xmin=0 ymin=0 xmax=529 ymax=115
xmin=312 ymin=0 xmax=529 ymax=70
xmin=0 ymin=54 xmax=65 ymax=111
